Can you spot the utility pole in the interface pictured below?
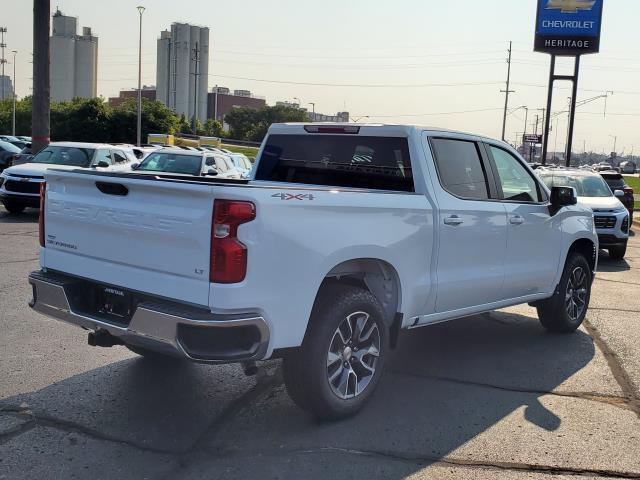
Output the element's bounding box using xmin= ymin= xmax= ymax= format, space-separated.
xmin=191 ymin=42 xmax=200 ymax=132
xmin=308 ymin=102 xmax=315 ymax=121
xmin=522 ymin=106 xmax=528 ymax=154
xmin=531 ymin=114 xmax=540 ymax=162
xmin=0 ymin=27 xmax=7 ymax=101
xmin=11 ymin=50 xmax=16 ymax=135
xmin=136 ymin=6 xmax=145 ymax=147
xmin=213 ymin=84 xmax=218 ymax=123
xmin=32 ymin=0 xmax=50 ymax=153
xmin=500 ymin=41 xmax=514 ymax=142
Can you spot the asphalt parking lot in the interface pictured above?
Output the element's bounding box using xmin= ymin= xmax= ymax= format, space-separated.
xmin=1 ymin=206 xmax=639 ymax=480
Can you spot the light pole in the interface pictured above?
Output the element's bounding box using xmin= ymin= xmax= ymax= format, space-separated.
xmin=136 ymin=6 xmax=145 ymax=147
xmin=308 ymin=102 xmax=315 ymax=121
xmin=609 ymin=135 xmax=617 ymax=155
xmin=11 ymin=50 xmax=16 ymax=135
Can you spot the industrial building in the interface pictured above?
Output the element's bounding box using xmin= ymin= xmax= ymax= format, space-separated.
xmin=207 ymin=86 xmax=266 ymax=124
xmin=50 ymin=9 xmax=98 ymax=102
xmin=156 ymin=23 xmax=209 ymax=123
xmin=108 ymin=86 xmax=156 ymax=108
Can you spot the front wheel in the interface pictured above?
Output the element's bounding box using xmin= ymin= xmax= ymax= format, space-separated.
xmin=283 ymin=284 xmax=389 ymax=420
xmin=537 ymin=252 xmax=592 ymax=333
xmin=2 ymin=201 xmax=26 ymax=214
xmin=608 ymin=242 xmax=627 ymax=260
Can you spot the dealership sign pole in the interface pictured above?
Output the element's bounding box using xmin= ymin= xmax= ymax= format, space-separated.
xmin=535 ymin=0 xmax=604 ymax=166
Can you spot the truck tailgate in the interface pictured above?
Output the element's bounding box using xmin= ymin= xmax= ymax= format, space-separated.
xmin=42 ymin=171 xmax=215 ymax=306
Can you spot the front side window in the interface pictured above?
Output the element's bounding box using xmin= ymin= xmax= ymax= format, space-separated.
xmin=489 ymin=146 xmax=541 ymax=202
xmin=30 ymin=146 xmax=95 ymax=167
xmin=112 ymin=151 xmax=128 ymax=164
xmin=430 ymin=138 xmax=489 ymax=200
xmin=255 ymin=134 xmax=414 ymax=192
xmin=215 ymin=156 xmax=229 ymax=173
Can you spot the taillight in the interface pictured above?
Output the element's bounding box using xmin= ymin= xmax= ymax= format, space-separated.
xmin=210 ymin=200 xmax=256 ymax=283
xmin=623 ymin=187 xmax=633 ymax=195
xmin=304 ymin=125 xmax=360 ymax=134
xmin=39 ymin=182 xmax=46 ymax=248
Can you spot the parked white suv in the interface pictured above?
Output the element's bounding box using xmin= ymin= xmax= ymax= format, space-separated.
xmin=29 ymin=124 xmax=597 ymax=419
xmin=130 ymin=148 xmax=243 ymax=180
xmin=0 ymin=142 xmax=135 ymax=214
xmin=537 ymin=168 xmax=630 ymax=259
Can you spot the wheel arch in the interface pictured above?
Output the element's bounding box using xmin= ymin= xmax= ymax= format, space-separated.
xmin=567 ymin=237 xmax=597 ymax=275
xmin=316 ymin=258 xmax=402 ymax=329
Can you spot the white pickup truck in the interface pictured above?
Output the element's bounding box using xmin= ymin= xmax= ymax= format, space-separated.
xmin=29 ymin=124 xmax=598 ymax=419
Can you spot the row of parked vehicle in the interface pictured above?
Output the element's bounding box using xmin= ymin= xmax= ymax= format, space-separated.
xmin=0 ymin=141 xmax=254 ymax=214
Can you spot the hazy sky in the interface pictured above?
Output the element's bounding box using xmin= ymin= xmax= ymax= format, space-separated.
xmin=3 ymin=0 xmax=640 ymax=153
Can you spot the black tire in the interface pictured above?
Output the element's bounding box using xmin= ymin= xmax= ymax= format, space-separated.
xmin=608 ymin=242 xmax=627 ymax=260
xmin=283 ymin=284 xmax=389 ymax=420
xmin=2 ymin=201 xmax=26 ymax=214
xmin=537 ymin=252 xmax=592 ymax=333
xmin=125 ymin=344 xmax=185 ymax=362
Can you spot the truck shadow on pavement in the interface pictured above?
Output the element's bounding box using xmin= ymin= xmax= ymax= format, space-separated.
xmin=0 ymin=209 xmax=39 ymax=224
xmin=0 ymin=311 xmax=597 ymax=478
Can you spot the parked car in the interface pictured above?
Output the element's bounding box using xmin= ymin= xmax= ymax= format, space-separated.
xmin=619 ymin=161 xmax=636 ymax=174
xmin=131 ymin=149 xmax=243 ymax=179
xmin=592 ymin=162 xmax=613 ymax=172
xmin=0 ymin=142 xmax=136 ymax=214
xmin=597 ymin=170 xmax=634 ymax=223
xmin=538 ymin=168 xmax=630 ymax=259
xmin=221 ymin=150 xmax=253 ymax=175
xmin=0 ymin=140 xmax=25 ymax=173
xmin=30 ymin=123 xmax=598 ymax=419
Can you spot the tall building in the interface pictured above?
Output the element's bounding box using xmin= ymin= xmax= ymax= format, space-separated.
xmin=0 ymin=75 xmax=14 ymax=99
xmin=108 ymin=85 xmax=156 ymax=108
xmin=50 ymin=9 xmax=98 ymax=102
xmin=156 ymin=23 xmax=209 ymax=123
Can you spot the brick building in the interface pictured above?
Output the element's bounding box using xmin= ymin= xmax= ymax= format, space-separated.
xmin=108 ymin=86 xmax=156 ymax=108
xmin=207 ymin=87 xmax=266 ymax=124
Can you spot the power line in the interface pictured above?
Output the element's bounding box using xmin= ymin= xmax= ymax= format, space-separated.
xmin=350 ymin=107 xmax=503 ymax=119
xmin=207 ymin=74 xmax=502 ymax=88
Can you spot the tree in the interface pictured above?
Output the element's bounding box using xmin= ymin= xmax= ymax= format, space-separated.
xmin=203 ymin=118 xmax=224 ymax=138
xmin=224 ymin=105 xmax=309 ymax=142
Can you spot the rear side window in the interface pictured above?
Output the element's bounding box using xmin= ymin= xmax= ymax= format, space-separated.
xmin=255 ymin=134 xmax=414 ymax=192
xmin=430 ymin=138 xmax=489 ymax=200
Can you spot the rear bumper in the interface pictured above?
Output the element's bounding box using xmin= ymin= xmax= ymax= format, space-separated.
xmin=28 ymin=270 xmax=270 ymax=363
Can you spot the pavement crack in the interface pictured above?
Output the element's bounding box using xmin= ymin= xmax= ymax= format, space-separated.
xmin=595 ymin=278 xmax=640 ymax=286
xmin=317 ymin=446 xmax=640 ymax=478
xmin=0 ymin=405 xmax=177 ymax=455
xmin=0 ymin=257 xmax=39 ymax=265
xmin=0 ymin=415 xmax=37 ymax=445
xmin=582 ymin=320 xmax=640 ymax=419
xmin=589 ymin=307 xmax=640 ymax=314
xmin=388 ymin=370 xmax=634 ymax=411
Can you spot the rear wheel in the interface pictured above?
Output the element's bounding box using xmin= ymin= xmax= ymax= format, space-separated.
xmin=283 ymin=284 xmax=389 ymax=420
xmin=2 ymin=201 xmax=26 ymax=214
xmin=537 ymin=252 xmax=592 ymax=333
xmin=608 ymin=242 xmax=627 ymax=260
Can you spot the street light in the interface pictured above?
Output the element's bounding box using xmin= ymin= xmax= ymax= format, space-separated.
xmin=136 ymin=6 xmax=145 ymax=147
xmin=609 ymin=135 xmax=617 ymax=154
xmin=308 ymin=102 xmax=315 ymax=121
xmin=11 ymin=50 xmax=16 ymax=135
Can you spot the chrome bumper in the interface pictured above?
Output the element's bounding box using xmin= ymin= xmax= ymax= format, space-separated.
xmin=28 ymin=270 xmax=270 ymax=363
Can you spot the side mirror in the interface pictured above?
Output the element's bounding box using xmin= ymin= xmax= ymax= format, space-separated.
xmin=550 ymin=186 xmax=577 ymax=207
xmin=93 ymin=160 xmax=110 ymax=168
xmin=614 ymin=189 xmax=625 ymax=198
xmin=204 ymin=168 xmax=218 ymax=176
xmin=131 ymin=163 xmax=140 ymax=170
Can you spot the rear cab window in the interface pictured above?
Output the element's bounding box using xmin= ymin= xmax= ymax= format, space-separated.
xmin=255 ymin=134 xmax=414 ymax=192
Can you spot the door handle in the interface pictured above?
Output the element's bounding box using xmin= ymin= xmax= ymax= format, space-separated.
xmin=509 ymin=215 xmax=524 ymax=225
xmin=444 ymin=215 xmax=464 ymax=226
